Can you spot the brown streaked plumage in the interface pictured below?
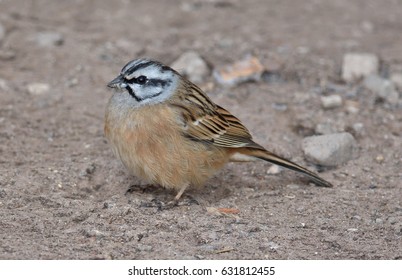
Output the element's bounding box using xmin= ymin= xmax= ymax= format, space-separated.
xmin=105 ymin=58 xmax=332 ymax=204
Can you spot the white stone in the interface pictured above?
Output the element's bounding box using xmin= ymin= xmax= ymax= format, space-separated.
xmin=35 ymin=32 xmax=64 ymax=47
xmin=267 ymin=165 xmax=281 ymax=175
xmin=321 ymin=95 xmax=342 ymax=109
xmin=341 ymin=53 xmax=379 ymax=82
xmin=302 ymin=132 xmax=357 ymax=167
xmin=351 ymin=123 xmax=364 ymax=135
xmin=344 ymin=100 xmax=359 ymax=114
xmin=364 ymin=75 xmax=399 ymax=104
xmin=27 ymin=83 xmax=50 ymax=95
xmin=171 ymin=51 xmax=209 ymax=83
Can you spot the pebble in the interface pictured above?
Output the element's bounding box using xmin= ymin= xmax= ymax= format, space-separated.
xmin=364 ymin=75 xmax=399 ymax=104
xmin=266 ymin=165 xmax=281 ymax=175
xmin=388 ymin=216 xmax=398 ymax=225
xmin=213 ymin=55 xmax=264 ymax=86
xmin=344 ymin=100 xmax=360 ymax=114
xmin=375 ymin=155 xmax=384 ymax=163
xmin=351 ymin=122 xmax=364 ymax=134
xmin=321 ymin=94 xmax=342 ymax=109
xmin=85 ymin=229 xmax=106 ymax=238
xmin=267 ymin=241 xmax=280 ymax=250
xmin=170 ymin=51 xmax=209 ymax=83
xmin=341 ymin=53 xmax=379 ymax=82
xmin=35 ymin=32 xmax=64 ymax=47
xmin=137 ymin=244 xmax=153 ymax=252
xmin=393 ymin=222 xmax=402 ymax=234
xmin=27 ymin=83 xmax=50 ymax=95
xmin=271 ymin=102 xmax=288 ymax=111
xmin=302 ymin=132 xmax=357 ymax=167
xmin=390 ymin=72 xmax=402 ymax=90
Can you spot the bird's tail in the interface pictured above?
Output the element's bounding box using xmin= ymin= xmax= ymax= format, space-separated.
xmin=247 ymin=149 xmax=333 ymax=188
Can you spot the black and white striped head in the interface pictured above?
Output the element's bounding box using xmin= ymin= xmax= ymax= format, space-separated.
xmin=107 ymin=58 xmax=179 ymax=106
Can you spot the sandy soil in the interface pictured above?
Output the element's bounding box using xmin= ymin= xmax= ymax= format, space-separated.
xmin=0 ymin=0 xmax=401 ymax=259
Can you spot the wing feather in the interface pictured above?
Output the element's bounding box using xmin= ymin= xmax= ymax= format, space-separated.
xmin=169 ymin=82 xmax=264 ymax=150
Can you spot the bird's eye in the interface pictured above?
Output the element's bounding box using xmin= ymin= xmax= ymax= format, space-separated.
xmin=136 ymin=75 xmax=147 ymax=85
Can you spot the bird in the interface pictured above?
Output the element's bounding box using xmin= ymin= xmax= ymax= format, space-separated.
xmin=105 ymin=58 xmax=332 ymax=205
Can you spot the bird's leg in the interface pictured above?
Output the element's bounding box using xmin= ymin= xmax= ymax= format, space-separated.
xmin=159 ymin=183 xmax=190 ymax=209
xmin=139 ymin=184 xmax=190 ymax=210
xmin=174 ymin=183 xmax=189 ymax=202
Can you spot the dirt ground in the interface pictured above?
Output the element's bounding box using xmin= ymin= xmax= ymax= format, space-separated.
xmin=0 ymin=0 xmax=401 ymax=260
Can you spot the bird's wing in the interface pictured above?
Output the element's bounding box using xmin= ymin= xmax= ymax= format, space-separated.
xmin=170 ymin=83 xmax=264 ymax=150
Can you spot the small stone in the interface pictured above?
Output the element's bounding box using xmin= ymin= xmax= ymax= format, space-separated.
xmin=137 ymin=244 xmax=153 ymax=252
xmin=321 ymin=95 xmax=342 ymax=109
xmin=85 ymin=229 xmax=106 ymax=238
xmin=393 ymin=222 xmax=402 ymax=234
xmin=388 ymin=217 xmax=398 ymax=225
xmin=302 ymin=132 xmax=357 ymax=167
xmin=341 ymin=53 xmax=379 ymax=82
xmin=272 ymin=102 xmax=288 ymax=111
xmin=390 ymin=72 xmax=402 ymax=90
xmin=171 ymin=51 xmax=209 ymax=83
xmin=180 ymin=2 xmax=201 ymax=12
xmin=351 ymin=123 xmax=364 ymax=134
xmin=293 ymin=91 xmax=311 ymax=104
xmin=27 ymin=83 xmax=50 ymax=95
xmin=65 ymin=77 xmax=79 ymax=88
xmin=375 ymin=218 xmax=383 ymax=224
xmin=213 ymin=55 xmax=264 ymax=86
xmin=35 ymin=32 xmax=64 ymax=47
xmin=267 ymin=165 xmax=281 ymax=175
xmin=297 ymin=46 xmax=310 ymax=55
xmin=344 ymin=100 xmax=360 ymax=114
xmin=267 ymin=241 xmax=280 ymax=250
xmin=375 ymin=155 xmax=384 ymax=163
xmin=364 ymin=75 xmax=399 ymax=104
xmin=286 ymin=184 xmax=300 ymax=190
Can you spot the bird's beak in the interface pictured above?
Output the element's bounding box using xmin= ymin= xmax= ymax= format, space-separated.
xmin=107 ymin=75 xmax=125 ymax=89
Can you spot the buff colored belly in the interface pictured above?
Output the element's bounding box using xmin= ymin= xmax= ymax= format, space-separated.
xmin=105 ymin=103 xmax=229 ymax=190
